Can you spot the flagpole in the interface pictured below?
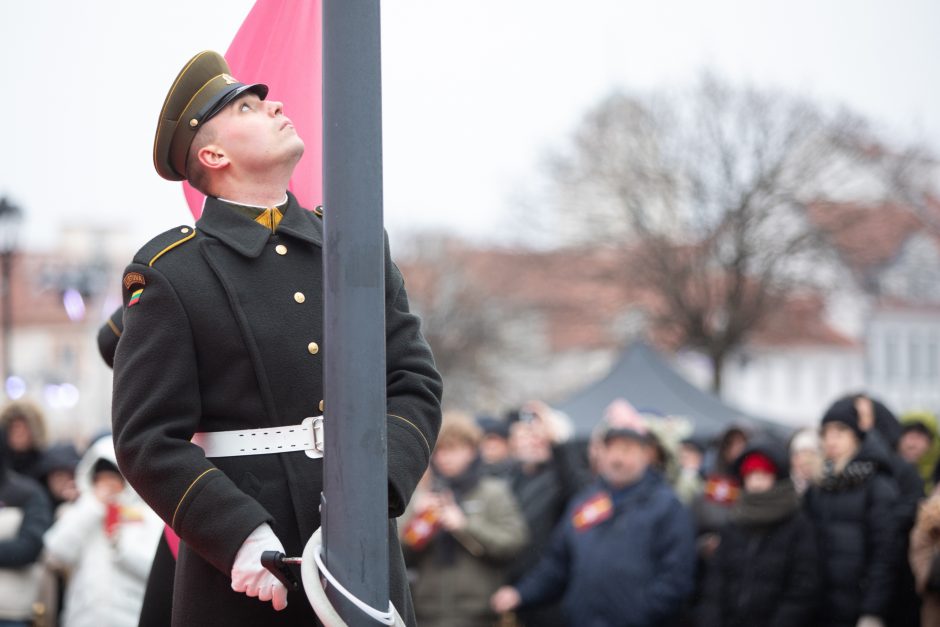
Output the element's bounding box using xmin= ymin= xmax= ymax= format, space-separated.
xmin=321 ymin=0 xmax=390 ymax=624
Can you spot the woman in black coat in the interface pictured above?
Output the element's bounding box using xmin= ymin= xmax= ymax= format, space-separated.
xmin=696 ymin=440 xmax=819 ymax=627
xmin=804 ymin=398 xmax=900 ymax=627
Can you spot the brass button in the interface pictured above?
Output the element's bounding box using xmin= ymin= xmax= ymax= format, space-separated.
xmin=189 ymin=118 xmax=198 ymax=127
xmin=180 ymin=227 xmax=191 ymax=233
xmin=319 ymin=399 xmax=324 ymax=412
xmin=275 ymin=244 xmax=287 ymax=255
xmin=294 ymin=292 xmax=305 ymax=304
xmin=307 ymin=342 xmax=319 ymax=355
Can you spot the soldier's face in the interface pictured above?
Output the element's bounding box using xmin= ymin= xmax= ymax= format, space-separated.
xmin=206 ymin=93 xmax=305 ymax=174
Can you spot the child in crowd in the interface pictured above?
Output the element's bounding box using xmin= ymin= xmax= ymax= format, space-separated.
xmin=43 ymin=435 xmax=163 ymax=627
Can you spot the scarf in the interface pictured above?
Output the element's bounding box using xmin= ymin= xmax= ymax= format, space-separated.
xmin=818 ymin=459 xmax=876 ymax=492
xmin=731 ymin=480 xmax=801 ymax=527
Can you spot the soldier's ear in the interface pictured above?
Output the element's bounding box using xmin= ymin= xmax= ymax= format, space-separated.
xmin=197 ymin=144 xmax=229 ymax=171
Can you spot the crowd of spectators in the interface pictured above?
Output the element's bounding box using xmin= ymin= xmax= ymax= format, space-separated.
xmin=2 ymin=390 xmax=939 ymax=627
xmin=401 ymin=394 xmax=940 ymax=627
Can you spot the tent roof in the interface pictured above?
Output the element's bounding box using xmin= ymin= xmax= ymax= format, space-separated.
xmin=556 ymin=341 xmax=784 ymax=439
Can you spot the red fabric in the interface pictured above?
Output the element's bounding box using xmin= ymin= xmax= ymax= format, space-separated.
xmin=164 ymin=525 xmax=180 ymax=560
xmin=740 ymin=452 xmax=777 ymax=478
xmin=183 ymin=0 xmax=323 ymax=218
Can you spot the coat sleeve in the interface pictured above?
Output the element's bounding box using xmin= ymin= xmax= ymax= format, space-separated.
xmin=383 ymin=240 xmax=444 ymax=517
xmin=112 ymin=262 xmax=273 ymax=575
xmin=769 ymin=515 xmax=821 ymax=627
xmin=514 ymin=508 xmax=573 ymax=608
xmin=43 ymin=494 xmax=103 ymax=568
xmin=0 ymin=485 xmax=51 ymax=567
xmin=458 ymin=479 xmax=529 ymax=561
xmin=641 ymin=495 xmax=697 ymax=622
xmin=694 ymin=526 xmax=727 ymax=627
xmin=860 ymin=474 xmax=900 ymax=618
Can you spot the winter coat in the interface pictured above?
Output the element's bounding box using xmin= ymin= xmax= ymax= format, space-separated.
xmin=112 ymin=194 xmax=443 ymax=627
xmin=910 ymin=495 xmax=940 ymax=627
xmin=0 ymin=458 xmax=52 ymax=622
xmin=696 ymin=483 xmax=819 ymax=627
xmin=43 ymin=436 xmax=164 ymax=627
xmin=515 ymin=470 xmax=696 ymax=627
xmin=697 ymin=440 xmax=819 ymax=627
xmin=804 ymin=438 xmax=900 ymax=627
xmin=402 ymin=474 xmax=528 ymax=627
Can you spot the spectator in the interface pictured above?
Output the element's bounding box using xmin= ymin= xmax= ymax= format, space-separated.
xmin=789 ymin=428 xmax=823 ymax=496
xmin=0 ymin=426 xmax=53 ymax=627
xmin=401 ymin=413 xmax=528 ymax=627
xmin=899 ymin=411 xmax=940 ymax=494
xmin=505 ymin=402 xmax=585 ymax=627
xmin=477 ymin=415 xmax=514 ymax=479
xmin=675 ymin=438 xmax=706 ymax=506
xmin=910 ymin=491 xmax=940 ymax=627
xmin=853 ymin=395 xmax=924 ymax=627
xmin=696 ymin=440 xmax=819 ymax=627
xmin=0 ymin=401 xmax=48 ymax=482
xmin=43 ymin=435 xmax=163 ymax=627
xmin=36 ymin=443 xmax=81 ymax=512
xmin=805 ymin=397 xmax=900 ymax=627
xmin=492 ymin=420 xmax=696 ymax=627
xmin=692 ymin=426 xmax=750 ymax=562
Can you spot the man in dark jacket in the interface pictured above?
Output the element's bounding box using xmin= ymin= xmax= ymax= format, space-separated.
xmin=111 ymin=51 xmax=443 ymax=626
xmin=805 ymin=398 xmax=900 ymax=627
xmin=492 ymin=422 xmax=696 ymax=627
xmin=0 ymin=428 xmax=53 ymax=626
xmin=696 ymin=440 xmax=819 ymax=627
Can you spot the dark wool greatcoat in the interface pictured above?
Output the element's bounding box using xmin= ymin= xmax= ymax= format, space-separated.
xmin=112 ymin=193 xmax=443 ymax=626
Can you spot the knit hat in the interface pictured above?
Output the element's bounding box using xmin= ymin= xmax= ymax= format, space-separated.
xmin=821 ymin=397 xmax=865 ymax=440
xmin=739 ymin=452 xmax=778 ymax=478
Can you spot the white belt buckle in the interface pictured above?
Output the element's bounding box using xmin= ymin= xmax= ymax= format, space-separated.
xmin=303 ymin=416 xmax=324 ymax=459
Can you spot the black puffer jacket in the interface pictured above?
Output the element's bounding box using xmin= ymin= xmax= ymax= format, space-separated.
xmin=804 ymin=437 xmax=900 ymax=627
xmin=697 ymin=441 xmax=820 ymax=627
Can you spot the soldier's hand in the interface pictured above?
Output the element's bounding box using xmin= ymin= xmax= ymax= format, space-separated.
xmin=491 ymin=586 xmax=521 ymax=613
xmin=231 ymin=523 xmax=289 ymax=611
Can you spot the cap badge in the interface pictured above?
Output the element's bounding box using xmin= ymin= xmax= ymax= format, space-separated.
xmin=221 ymin=74 xmax=238 ymax=85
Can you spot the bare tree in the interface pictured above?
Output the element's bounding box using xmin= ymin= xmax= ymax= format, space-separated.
xmin=544 ymin=73 xmax=917 ymax=393
xmin=396 ymin=235 xmax=535 ymax=411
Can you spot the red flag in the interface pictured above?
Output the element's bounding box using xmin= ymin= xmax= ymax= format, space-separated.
xmin=183 ymin=0 xmax=323 ymax=219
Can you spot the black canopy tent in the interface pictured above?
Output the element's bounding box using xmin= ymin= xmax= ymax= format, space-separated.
xmin=556 ymin=341 xmax=788 ymax=439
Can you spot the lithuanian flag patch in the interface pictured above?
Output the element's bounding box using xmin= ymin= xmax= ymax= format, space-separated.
xmin=128 ymin=288 xmax=144 ymax=308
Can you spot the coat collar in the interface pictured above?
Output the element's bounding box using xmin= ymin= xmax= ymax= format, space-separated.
xmin=196 ymin=191 xmax=323 ymax=257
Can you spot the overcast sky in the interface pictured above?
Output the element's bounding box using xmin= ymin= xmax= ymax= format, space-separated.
xmin=1 ymin=0 xmax=938 ymax=252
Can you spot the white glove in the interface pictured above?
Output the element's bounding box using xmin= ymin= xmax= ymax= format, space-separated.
xmin=231 ymin=523 xmax=289 ymax=611
xmin=856 ymin=616 xmax=885 ymax=627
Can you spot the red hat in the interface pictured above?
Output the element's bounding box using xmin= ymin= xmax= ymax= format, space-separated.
xmin=739 ymin=452 xmax=777 ymax=478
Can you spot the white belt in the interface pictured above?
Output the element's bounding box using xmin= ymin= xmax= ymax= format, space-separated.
xmin=192 ymin=416 xmax=324 ymax=459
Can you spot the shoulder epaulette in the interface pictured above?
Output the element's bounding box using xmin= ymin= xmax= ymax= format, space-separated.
xmin=133 ymin=225 xmax=197 ymax=267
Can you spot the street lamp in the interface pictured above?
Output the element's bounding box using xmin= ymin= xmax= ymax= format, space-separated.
xmin=0 ymin=197 xmax=23 ymax=385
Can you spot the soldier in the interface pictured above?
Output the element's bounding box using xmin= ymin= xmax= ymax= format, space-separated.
xmin=111 ymin=51 xmax=443 ymax=626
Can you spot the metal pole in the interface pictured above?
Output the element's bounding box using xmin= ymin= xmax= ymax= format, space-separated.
xmin=322 ymin=0 xmax=389 ymax=625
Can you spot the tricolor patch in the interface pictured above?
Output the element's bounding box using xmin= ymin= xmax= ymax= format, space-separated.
xmin=128 ymin=288 xmax=144 ymax=308
xmin=572 ymin=492 xmax=614 ymax=531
